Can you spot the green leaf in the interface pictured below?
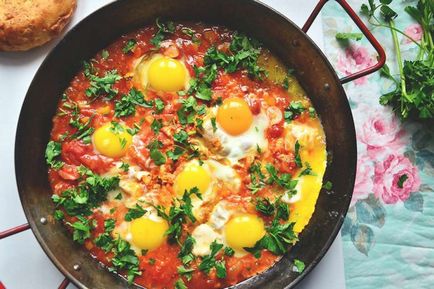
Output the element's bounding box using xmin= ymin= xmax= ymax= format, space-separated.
xmin=294 ymin=141 xmax=302 ymax=168
xmin=151 ymin=118 xmax=163 ymax=134
xmin=336 ymin=32 xmax=363 ymax=41
xmin=125 ymin=204 xmax=147 ymax=221
xmin=167 ymin=146 xmax=185 ymax=161
xmin=293 ymin=259 xmax=305 ymax=273
xmin=178 ymin=235 xmax=196 ymax=265
xmin=380 ymin=5 xmax=398 ymax=21
xmin=85 ymin=70 xmax=121 ymax=100
xmin=284 ymin=101 xmax=305 ymax=122
xmin=45 ymin=141 xmax=63 ymax=169
xmin=380 ymin=0 xmax=392 ymax=5
xmin=147 ymin=140 xmax=166 ymax=165
xmin=154 ymin=98 xmax=165 ymax=114
xmin=151 ymin=18 xmax=175 ymax=48
xmin=122 ymin=39 xmax=137 ymax=54
xmin=67 ymin=216 xmax=93 ymax=244
xmin=322 ymin=181 xmax=333 ymax=190
xmin=114 ymin=88 xmax=153 ymax=117
xmin=224 ymin=247 xmax=235 ymax=257
xmin=174 ymin=279 xmax=188 ymax=289
xmin=255 ymin=198 xmax=275 ymax=216
xmin=101 ymin=50 xmax=109 ymax=60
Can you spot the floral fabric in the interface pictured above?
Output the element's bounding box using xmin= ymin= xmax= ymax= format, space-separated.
xmin=321 ymin=1 xmax=434 ymax=288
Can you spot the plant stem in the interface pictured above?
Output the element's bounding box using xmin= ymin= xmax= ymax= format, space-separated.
xmin=389 ymin=20 xmax=409 ymax=108
xmin=369 ymin=17 xmax=423 ymax=48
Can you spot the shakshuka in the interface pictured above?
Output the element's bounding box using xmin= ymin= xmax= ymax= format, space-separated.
xmin=46 ymin=20 xmax=327 ymax=289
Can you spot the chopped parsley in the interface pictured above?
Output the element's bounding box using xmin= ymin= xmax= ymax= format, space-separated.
xmin=52 ymin=169 xmax=119 ymax=217
xmin=124 ymin=204 xmax=147 ymax=221
xmin=147 ymin=140 xmax=166 ymax=165
xmin=126 ymin=119 xmax=144 ymax=135
xmin=166 ymin=146 xmax=185 ymax=162
xmin=174 ymin=130 xmax=189 ymax=144
xmin=114 ymin=192 xmax=123 ymax=200
xmin=101 ymin=49 xmax=109 ymax=60
xmin=299 ymin=162 xmax=316 ymax=177
xmin=95 ymin=218 xmax=116 ymax=252
xmin=67 ymin=215 xmax=94 ymax=244
xmin=85 ymin=69 xmax=121 ymax=100
xmin=45 ymin=141 xmax=63 ymax=169
xmin=177 ymin=96 xmax=207 ymax=125
xmin=114 ymin=88 xmax=153 ymax=117
xmin=308 ymin=107 xmax=316 ymax=118
xmin=177 ymin=265 xmax=195 ymax=281
xmin=265 ymin=164 xmax=298 ymax=195
xmin=294 ymin=141 xmax=302 ymax=168
xmin=284 ymin=101 xmax=305 ymax=122
xmin=185 ymin=34 xmax=265 ymax=102
xmin=119 ymin=162 xmax=130 ymax=172
xmin=69 ymin=115 xmax=94 ymax=144
xmin=54 ymin=210 xmax=64 ymax=221
xmin=151 ymin=118 xmax=163 ymax=134
xmin=151 ymin=18 xmax=175 ymax=48
xmin=198 ymin=241 xmax=226 ymax=278
xmin=174 ymin=279 xmax=188 ymax=289
xmin=153 ymin=188 xmax=201 ymax=243
xmin=322 ymin=181 xmax=333 ymax=190
xmin=111 ymin=237 xmax=141 ymax=284
xmin=154 ymin=98 xmax=165 ymax=114
xmin=122 ymin=39 xmax=137 ymax=54
xmin=181 ymin=27 xmax=200 ymax=44
xmin=211 ymin=117 xmax=217 ymax=132
xmin=255 ymin=197 xmax=275 ymax=216
xmin=224 ymin=247 xmax=235 ymax=257
xmin=248 ymin=162 xmax=266 ymax=194
xmin=293 ymin=259 xmax=305 ymax=273
xmin=178 ymin=235 xmax=196 ymax=265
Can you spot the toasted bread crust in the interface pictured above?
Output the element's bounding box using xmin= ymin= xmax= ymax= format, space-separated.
xmin=0 ymin=0 xmax=77 ymax=51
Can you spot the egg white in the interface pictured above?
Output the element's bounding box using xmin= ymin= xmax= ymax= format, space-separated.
xmin=202 ymin=106 xmax=269 ymax=164
xmin=191 ymin=200 xmax=250 ymax=258
xmin=175 ymin=159 xmax=241 ymax=222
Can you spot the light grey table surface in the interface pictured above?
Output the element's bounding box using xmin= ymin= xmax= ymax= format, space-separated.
xmin=0 ymin=1 xmax=346 ymax=288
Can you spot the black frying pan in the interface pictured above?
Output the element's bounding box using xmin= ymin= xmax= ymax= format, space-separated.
xmin=13 ymin=0 xmax=385 ymax=288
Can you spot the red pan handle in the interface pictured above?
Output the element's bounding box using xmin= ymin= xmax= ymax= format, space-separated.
xmin=0 ymin=223 xmax=30 ymax=239
xmin=302 ymin=0 xmax=386 ymax=84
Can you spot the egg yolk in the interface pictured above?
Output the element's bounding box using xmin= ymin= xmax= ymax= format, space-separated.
xmin=225 ymin=214 xmax=265 ymax=249
xmin=148 ymin=57 xmax=187 ymax=92
xmin=174 ymin=162 xmax=211 ymax=196
xmin=216 ymin=97 xmax=253 ymax=136
xmin=93 ymin=123 xmax=132 ymax=158
xmin=130 ymin=217 xmax=169 ymax=250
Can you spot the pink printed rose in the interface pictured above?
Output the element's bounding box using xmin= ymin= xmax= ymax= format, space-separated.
xmin=373 ymin=154 xmax=420 ymax=204
xmin=403 ymin=24 xmax=423 ymax=44
xmin=351 ymin=154 xmax=374 ymax=206
xmin=358 ymin=108 xmax=406 ymax=159
xmin=337 ymin=45 xmax=375 ymax=85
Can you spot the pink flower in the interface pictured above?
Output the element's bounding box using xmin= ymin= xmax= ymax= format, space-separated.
xmin=351 ymin=154 xmax=373 ymax=206
xmin=358 ymin=108 xmax=406 ymax=159
xmin=336 ymin=45 xmax=375 ymax=85
xmin=373 ymin=154 xmax=420 ymax=204
xmin=403 ymin=24 xmax=423 ymax=44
